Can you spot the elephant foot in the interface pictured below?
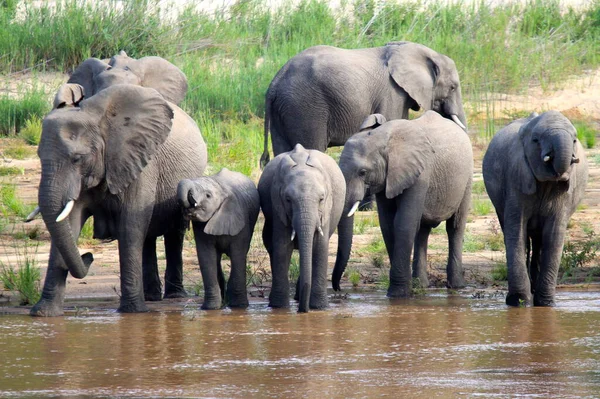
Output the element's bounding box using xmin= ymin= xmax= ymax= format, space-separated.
xmin=30 ymin=299 xmax=64 ymax=317
xmin=118 ymin=300 xmax=149 ymax=313
xmin=506 ymin=292 xmax=532 ymax=307
xmin=227 ymin=294 xmax=249 ymax=309
xmin=164 ymin=288 xmax=188 ymax=299
xmin=268 ymin=297 xmax=290 ymax=308
xmin=201 ymin=300 xmax=222 ymax=310
xmin=446 ymin=275 xmax=465 ymax=289
xmin=387 ymin=285 xmax=411 ymax=298
xmin=309 ymin=301 xmax=329 ymax=310
xmin=533 ymin=295 xmax=556 ymax=307
xmin=144 ymin=291 xmax=163 ymax=302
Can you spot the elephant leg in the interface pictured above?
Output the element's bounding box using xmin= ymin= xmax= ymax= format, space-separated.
xmin=142 ymin=237 xmax=162 ymax=302
xmin=226 ymin=241 xmax=250 ymax=308
xmin=310 ymin=234 xmax=330 ymax=310
xmin=534 ymin=217 xmax=567 ymax=306
xmin=412 ymin=224 xmax=431 ymax=288
xmin=193 ymin=223 xmax=222 ymax=310
xmin=529 ymin=232 xmax=542 ymax=295
xmin=504 ymin=203 xmax=531 ymax=307
xmin=31 ymin=209 xmax=88 ymax=317
xmin=387 ymin=184 xmax=427 ymax=298
xmin=268 ymin=223 xmax=293 ymax=308
xmin=117 ymin=207 xmax=152 ymax=313
xmin=163 ymin=228 xmax=187 ymax=299
xmin=446 ymin=214 xmax=468 ymax=289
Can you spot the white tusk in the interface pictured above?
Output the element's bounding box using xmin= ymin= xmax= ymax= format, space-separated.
xmin=317 ymin=225 xmax=324 ymax=236
xmin=451 ymin=114 xmax=467 ymax=131
xmin=25 ymin=206 xmax=41 ymax=222
xmin=347 ymin=201 xmax=361 ymax=217
xmin=193 ymin=203 xmax=198 ymax=208
xmin=291 ymin=229 xmax=296 ymax=241
xmin=544 ymin=155 xmax=551 ymax=162
xmin=56 ymin=200 xmax=75 ymax=222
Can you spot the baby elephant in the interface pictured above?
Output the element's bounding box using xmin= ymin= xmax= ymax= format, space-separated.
xmin=483 ymin=111 xmax=588 ymax=307
xmin=334 ymin=111 xmax=473 ymax=297
xmin=259 ymin=144 xmax=346 ymax=312
xmin=178 ymin=168 xmax=260 ymax=309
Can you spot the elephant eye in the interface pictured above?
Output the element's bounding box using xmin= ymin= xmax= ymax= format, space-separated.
xmin=71 ymin=154 xmax=83 ymax=164
xmin=358 ymin=169 xmax=367 ymax=177
xmin=206 ymin=193 xmax=211 ymax=199
xmin=532 ymin=138 xmax=539 ymax=143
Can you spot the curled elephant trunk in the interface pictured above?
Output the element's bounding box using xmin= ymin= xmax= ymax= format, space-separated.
xmin=177 ymin=179 xmax=196 ymax=208
xmin=550 ymin=133 xmax=574 ymax=179
xmin=39 ymin=184 xmax=92 ymax=279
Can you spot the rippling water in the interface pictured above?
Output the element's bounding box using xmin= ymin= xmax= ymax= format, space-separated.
xmin=1 ymin=290 xmax=600 ymax=398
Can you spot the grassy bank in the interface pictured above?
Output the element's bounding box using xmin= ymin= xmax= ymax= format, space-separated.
xmin=1 ymin=0 xmax=599 ymax=171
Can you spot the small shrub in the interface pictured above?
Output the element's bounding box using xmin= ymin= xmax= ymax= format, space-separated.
xmin=353 ymin=213 xmax=379 ymax=234
xmin=347 ymin=269 xmax=361 ymax=288
xmin=18 ymin=116 xmax=43 ymax=145
xmin=0 ymin=166 xmax=24 ymax=176
xmin=471 ymin=180 xmax=487 ymax=195
xmin=0 ymin=90 xmax=49 ymax=136
xmin=560 ymin=231 xmax=599 ymax=277
xmin=463 ymin=233 xmax=485 ymax=252
xmin=377 ymin=272 xmax=390 ymax=290
xmin=472 ymin=197 xmax=492 ymax=216
xmin=411 ymin=277 xmax=426 ymax=296
xmin=3 ymin=141 xmax=36 ymax=160
xmin=0 ymin=240 xmax=41 ymax=305
xmin=0 ymin=184 xmax=32 ymax=218
xmin=491 ymin=262 xmax=508 ymax=281
xmin=372 ymin=254 xmax=385 ymax=269
xmin=575 ymin=122 xmax=597 ymax=149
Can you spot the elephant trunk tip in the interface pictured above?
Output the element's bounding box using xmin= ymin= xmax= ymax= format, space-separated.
xmin=69 ymin=252 xmax=94 ymax=279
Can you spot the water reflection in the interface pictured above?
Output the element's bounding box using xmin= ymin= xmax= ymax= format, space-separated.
xmin=1 ymin=291 xmax=600 ymax=397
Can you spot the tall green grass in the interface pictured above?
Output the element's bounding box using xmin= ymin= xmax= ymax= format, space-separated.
xmin=0 ymin=88 xmax=49 ymax=135
xmin=2 ymin=0 xmax=599 ymax=161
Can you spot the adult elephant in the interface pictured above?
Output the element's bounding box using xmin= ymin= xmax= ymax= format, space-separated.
xmin=54 ymin=51 xmax=187 ymax=107
xmin=260 ymin=41 xmax=467 ymax=167
xmin=483 ymin=111 xmax=588 ymax=307
xmin=30 ymin=83 xmax=207 ymax=316
xmin=333 ymin=112 xmax=472 ymax=297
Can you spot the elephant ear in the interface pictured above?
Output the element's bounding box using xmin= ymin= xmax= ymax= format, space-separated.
xmin=359 ymin=114 xmax=387 ymax=132
xmin=514 ymin=122 xmax=538 ymax=195
xmin=53 ymin=83 xmax=85 ymax=109
xmin=385 ymin=120 xmax=434 ymax=198
xmin=79 ymin=84 xmax=174 ymax=195
xmin=110 ymin=55 xmax=188 ymax=104
xmin=67 ymin=57 xmax=110 ymax=97
xmin=204 ymin=172 xmax=247 ymax=236
xmin=386 ymin=43 xmax=439 ymax=112
xmin=272 ymin=154 xmax=297 ymax=226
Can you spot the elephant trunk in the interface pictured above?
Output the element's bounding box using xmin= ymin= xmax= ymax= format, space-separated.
xmin=177 ymin=179 xmax=196 ymax=209
xmin=333 ymin=214 xmax=354 ymax=291
xmin=549 ymin=132 xmax=574 ymax=179
xmin=39 ymin=173 xmax=91 ymax=279
xmin=294 ymin=211 xmax=315 ymax=313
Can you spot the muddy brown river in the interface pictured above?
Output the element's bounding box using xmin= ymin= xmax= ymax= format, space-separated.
xmin=1 ymin=291 xmax=600 ymax=398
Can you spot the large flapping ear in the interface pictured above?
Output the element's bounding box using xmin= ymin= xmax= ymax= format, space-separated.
xmin=386 ymin=42 xmax=439 ymax=112
xmin=67 ymin=58 xmax=110 ymax=97
xmin=514 ymin=120 xmax=539 ymax=195
xmin=359 ymin=114 xmax=387 ymax=132
xmin=385 ymin=120 xmax=434 ymax=198
xmin=53 ymin=83 xmax=85 ymax=109
xmin=204 ymin=170 xmax=248 ymax=236
xmin=79 ymin=84 xmax=173 ymax=195
xmin=271 ymin=154 xmax=297 ymax=226
xmin=110 ymin=55 xmax=188 ymax=105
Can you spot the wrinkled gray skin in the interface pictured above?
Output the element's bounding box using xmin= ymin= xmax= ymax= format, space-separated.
xmin=31 ymin=84 xmax=207 ymax=316
xmin=54 ymin=51 xmax=187 ymax=107
xmin=483 ymin=111 xmax=588 ymax=307
xmin=333 ymin=111 xmax=472 ymax=297
xmin=260 ymin=41 xmax=467 ymax=167
xmin=177 ymin=169 xmax=260 ymax=310
xmin=259 ymin=144 xmax=345 ymax=312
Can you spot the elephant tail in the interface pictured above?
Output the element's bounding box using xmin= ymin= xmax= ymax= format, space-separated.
xmin=260 ymin=93 xmax=272 ymax=170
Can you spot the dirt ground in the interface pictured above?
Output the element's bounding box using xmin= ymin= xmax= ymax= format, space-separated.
xmin=1 ymin=69 xmax=599 ymax=312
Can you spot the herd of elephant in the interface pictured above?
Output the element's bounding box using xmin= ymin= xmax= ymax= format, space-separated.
xmin=24 ymin=42 xmax=588 ymax=317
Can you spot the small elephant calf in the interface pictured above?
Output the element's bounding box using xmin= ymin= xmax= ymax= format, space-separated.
xmin=178 ymin=168 xmax=260 ymax=309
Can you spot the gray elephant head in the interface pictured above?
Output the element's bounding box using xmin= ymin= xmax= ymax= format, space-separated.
xmin=177 ymin=169 xmax=250 ymax=236
xmin=341 ymin=116 xmax=433 ymax=216
xmin=515 ymin=111 xmax=580 ymax=194
xmin=55 ymin=51 xmax=188 ymax=107
xmin=386 ymin=42 xmax=467 ymax=130
xmin=38 ymin=84 xmax=174 ymax=279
